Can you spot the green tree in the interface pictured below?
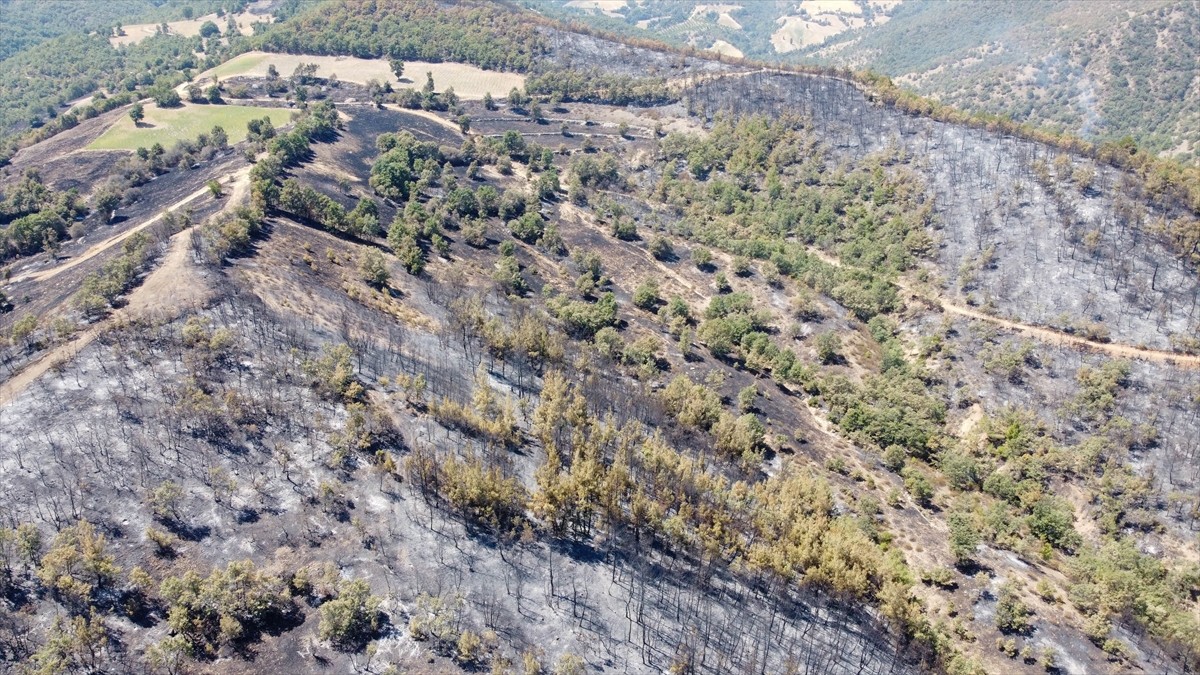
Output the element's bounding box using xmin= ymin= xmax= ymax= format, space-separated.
xmin=815 ymin=332 xmax=841 ymax=364
xmin=632 ymin=279 xmax=661 ymax=310
xmin=358 ymin=248 xmax=390 ymax=287
xmin=148 ymin=480 xmax=184 ymax=523
xmin=129 ymin=102 xmax=144 ymax=126
xmin=995 ymin=581 xmax=1033 ymax=634
xmin=319 ymin=578 xmax=382 ymax=651
xmin=389 ymin=58 xmax=405 ymax=80
xmin=648 ymin=235 xmax=673 ymax=260
xmin=947 ymin=507 xmax=980 ymax=566
xmin=37 ymin=521 xmax=120 ymax=606
xmin=902 ymin=466 xmax=933 ymax=506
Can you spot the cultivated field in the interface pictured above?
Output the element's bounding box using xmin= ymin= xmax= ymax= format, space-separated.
xmin=564 ymin=0 xmax=627 ymax=16
xmin=87 ymin=102 xmax=293 ymax=150
xmin=202 ymin=51 xmax=526 ymax=99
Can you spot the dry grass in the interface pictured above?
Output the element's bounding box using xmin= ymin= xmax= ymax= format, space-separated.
xmin=708 ymin=40 xmax=745 ymax=58
xmin=801 ymin=0 xmax=863 ymax=15
xmin=200 ymin=51 xmax=526 ymax=100
xmin=696 ymin=3 xmax=739 ymax=29
xmin=771 ymin=13 xmax=864 ymax=52
xmin=109 ymin=10 xmax=272 ymax=47
xmin=692 ymin=4 xmax=745 ymax=30
xmin=564 ymin=0 xmax=628 ymax=17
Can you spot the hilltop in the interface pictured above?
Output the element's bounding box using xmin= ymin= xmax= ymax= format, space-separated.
xmin=527 ymin=0 xmax=1200 ymax=160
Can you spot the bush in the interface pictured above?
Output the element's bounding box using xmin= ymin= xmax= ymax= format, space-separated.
xmin=160 ymin=560 xmax=293 ymax=653
xmin=621 ymin=335 xmax=661 ymax=369
xmin=632 ymin=279 xmax=661 ymax=310
xmin=882 ymin=445 xmax=907 ymax=472
xmin=648 ymin=235 xmax=673 ymax=260
xmin=712 ymin=412 xmax=765 ymax=461
xmin=994 ymin=581 xmax=1033 ymax=634
xmin=358 ymin=248 xmax=390 ymax=287
xmin=815 ymin=332 xmax=841 ymax=364
xmin=592 ymin=326 xmax=624 ymax=359
xmin=610 ymin=217 xmax=637 ymax=240
xmin=661 ymin=375 xmax=722 ymax=430
xmin=509 ymin=211 xmax=545 ymax=243
xmin=947 ymin=508 xmax=980 ymax=566
xmin=318 ymin=579 xmax=382 ymax=651
xmin=901 ymin=466 xmax=933 ymax=506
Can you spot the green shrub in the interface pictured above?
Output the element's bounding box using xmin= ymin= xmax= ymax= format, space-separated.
xmin=318 ymin=579 xmax=382 ymax=651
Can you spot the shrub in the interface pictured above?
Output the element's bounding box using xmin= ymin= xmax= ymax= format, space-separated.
xmin=632 ymin=279 xmax=661 ymax=310
xmin=882 ymin=445 xmax=907 ymax=472
xmin=358 ymin=248 xmax=390 ymax=287
xmin=610 ymin=217 xmax=637 ymax=240
xmin=901 ymin=466 xmax=933 ymax=506
xmin=815 ymin=332 xmax=841 ymax=364
xmin=648 ymin=235 xmax=673 ymax=260
xmin=318 ymin=579 xmax=382 ymax=651
xmin=509 ymin=211 xmax=545 ymax=243
xmin=160 ymin=560 xmax=292 ymax=653
xmin=994 ymin=581 xmax=1033 ymax=634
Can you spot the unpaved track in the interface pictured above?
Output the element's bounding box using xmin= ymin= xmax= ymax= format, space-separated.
xmin=804 ymin=245 xmax=1200 ymax=369
xmin=933 ymin=295 xmax=1200 ymax=367
xmin=11 ymin=166 xmax=251 ymax=285
xmin=0 ymin=232 xmax=212 ymax=407
xmin=0 ymin=172 xmax=248 ymax=406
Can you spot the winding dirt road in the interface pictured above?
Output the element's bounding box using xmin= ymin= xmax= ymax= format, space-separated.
xmin=10 ymin=165 xmax=252 ymax=286
xmin=0 ymin=170 xmax=248 ymax=406
xmin=803 ymin=245 xmax=1200 ymax=369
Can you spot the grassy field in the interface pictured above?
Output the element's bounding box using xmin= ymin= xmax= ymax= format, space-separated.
xmin=88 ymin=103 xmax=294 ymax=151
xmin=203 ymin=51 xmax=526 ymax=99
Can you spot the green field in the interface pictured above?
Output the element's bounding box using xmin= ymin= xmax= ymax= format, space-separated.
xmin=88 ymin=102 xmax=294 ymax=151
xmin=209 ymin=52 xmax=270 ymax=79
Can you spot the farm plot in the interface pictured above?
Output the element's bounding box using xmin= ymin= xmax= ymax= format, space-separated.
xmin=87 ymin=102 xmax=293 ymax=150
xmin=204 ymin=51 xmax=526 ymax=99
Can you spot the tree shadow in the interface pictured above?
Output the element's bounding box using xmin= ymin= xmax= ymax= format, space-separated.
xmin=166 ymin=521 xmax=211 ymax=542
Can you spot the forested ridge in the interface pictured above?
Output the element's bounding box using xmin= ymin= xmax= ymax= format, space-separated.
xmin=254 ymin=0 xmax=548 ymax=72
xmin=529 ymin=0 xmax=1200 ymax=163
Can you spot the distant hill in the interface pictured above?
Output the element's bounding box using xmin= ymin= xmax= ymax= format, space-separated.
xmin=524 ymin=0 xmax=1200 ymax=161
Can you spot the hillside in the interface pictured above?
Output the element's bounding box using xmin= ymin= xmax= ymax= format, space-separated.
xmin=2 ymin=1 xmax=1200 ymax=674
xmin=527 ymin=0 xmax=1200 ymax=161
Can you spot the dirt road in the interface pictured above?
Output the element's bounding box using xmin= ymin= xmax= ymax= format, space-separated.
xmin=11 ymin=166 xmax=251 ymax=285
xmin=803 ymin=245 xmax=1200 ymax=369
xmin=0 ymin=171 xmax=249 ymax=406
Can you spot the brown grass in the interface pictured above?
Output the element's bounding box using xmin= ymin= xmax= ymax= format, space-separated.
xmin=199 ymin=52 xmax=525 ymax=100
